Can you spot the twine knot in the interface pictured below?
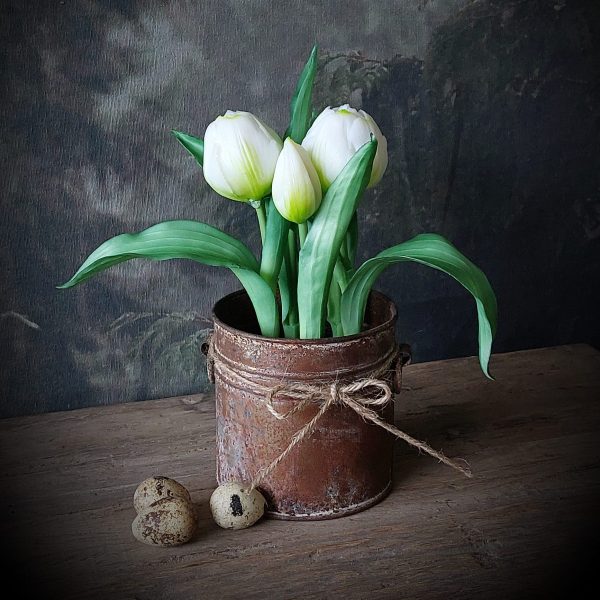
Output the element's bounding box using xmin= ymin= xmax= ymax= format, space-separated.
xmin=329 ymin=382 xmax=341 ymax=405
xmin=201 ymin=332 xmax=473 ymax=492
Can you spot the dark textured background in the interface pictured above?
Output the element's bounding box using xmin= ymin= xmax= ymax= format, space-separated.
xmin=1 ymin=0 xmax=599 ymax=417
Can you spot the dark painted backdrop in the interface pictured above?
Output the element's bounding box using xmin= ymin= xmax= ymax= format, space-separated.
xmin=1 ymin=0 xmax=599 ymax=417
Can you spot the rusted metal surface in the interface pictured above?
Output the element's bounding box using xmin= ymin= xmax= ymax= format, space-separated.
xmin=210 ymin=290 xmax=405 ymax=520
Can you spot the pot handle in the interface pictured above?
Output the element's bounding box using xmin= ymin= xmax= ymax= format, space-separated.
xmin=392 ymin=343 xmax=412 ymax=394
xmin=200 ymin=331 xmax=215 ymax=384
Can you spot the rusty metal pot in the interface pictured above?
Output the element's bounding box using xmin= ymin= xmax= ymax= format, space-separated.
xmin=206 ymin=289 xmax=408 ymax=520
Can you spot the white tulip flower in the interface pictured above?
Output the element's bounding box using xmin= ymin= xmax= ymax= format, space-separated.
xmin=203 ymin=110 xmax=283 ymax=202
xmin=301 ymin=104 xmax=388 ymax=191
xmin=272 ymin=138 xmax=322 ymax=224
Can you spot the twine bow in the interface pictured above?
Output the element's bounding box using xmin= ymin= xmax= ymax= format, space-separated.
xmin=202 ymin=333 xmax=472 ymax=492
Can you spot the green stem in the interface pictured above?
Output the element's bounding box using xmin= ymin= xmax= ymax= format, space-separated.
xmin=339 ymin=242 xmax=351 ymax=270
xmin=333 ymin=258 xmax=348 ymax=292
xmin=282 ymin=228 xmax=299 ymax=338
xmin=326 ymin=259 xmax=347 ymax=337
xmin=253 ymin=200 xmax=267 ymax=245
xmin=327 ymin=279 xmax=343 ymax=337
xmin=288 ymin=227 xmax=299 ymax=286
xmin=298 ymin=221 xmax=308 ymax=248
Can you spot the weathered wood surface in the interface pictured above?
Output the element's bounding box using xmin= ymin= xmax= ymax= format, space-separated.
xmin=1 ymin=344 xmax=599 ymax=599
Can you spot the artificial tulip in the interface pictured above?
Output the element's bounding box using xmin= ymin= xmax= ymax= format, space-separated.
xmin=301 ymin=104 xmax=388 ymax=191
xmin=203 ymin=110 xmax=283 ymax=202
xmin=272 ymin=138 xmax=322 ymax=224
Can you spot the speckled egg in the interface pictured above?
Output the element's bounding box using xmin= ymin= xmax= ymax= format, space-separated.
xmin=133 ymin=476 xmax=192 ymax=513
xmin=132 ymin=497 xmax=197 ymax=547
xmin=209 ymin=482 xmax=266 ymax=530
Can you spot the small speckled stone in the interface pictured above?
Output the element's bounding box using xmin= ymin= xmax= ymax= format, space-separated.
xmin=133 ymin=476 xmax=192 ymax=513
xmin=210 ymin=482 xmax=266 ymax=529
xmin=132 ymin=497 xmax=197 ymax=547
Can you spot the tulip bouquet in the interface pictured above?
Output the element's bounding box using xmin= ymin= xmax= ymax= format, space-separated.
xmin=60 ymin=47 xmax=497 ymax=377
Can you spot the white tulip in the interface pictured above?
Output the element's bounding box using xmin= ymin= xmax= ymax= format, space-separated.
xmin=272 ymin=139 xmax=322 ymax=224
xmin=301 ymin=104 xmax=388 ymax=191
xmin=203 ymin=110 xmax=283 ymax=202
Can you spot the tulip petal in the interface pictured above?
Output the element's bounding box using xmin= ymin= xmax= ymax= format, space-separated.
xmin=272 ymin=139 xmax=321 ymax=224
xmin=203 ymin=111 xmax=282 ymax=202
xmin=302 ymin=104 xmax=388 ymax=191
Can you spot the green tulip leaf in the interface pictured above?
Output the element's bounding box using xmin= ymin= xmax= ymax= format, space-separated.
xmin=280 ymin=228 xmax=300 ymax=338
xmin=297 ymin=139 xmax=377 ymax=338
xmin=260 ymin=198 xmax=290 ymax=290
xmin=58 ymin=220 xmax=279 ymax=338
xmin=341 ymin=211 xmax=358 ymax=275
xmin=275 ymin=44 xmax=319 ymax=338
xmin=279 ymin=245 xmax=292 ymax=330
xmin=171 ymin=130 xmax=204 ymax=167
xmin=340 ymin=234 xmax=498 ymax=378
xmin=286 ymin=45 xmax=318 ymax=144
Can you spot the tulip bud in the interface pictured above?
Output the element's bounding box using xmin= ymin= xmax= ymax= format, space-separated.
xmin=272 ymin=138 xmax=322 ymax=224
xmin=301 ymin=104 xmax=388 ymax=191
xmin=203 ymin=111 xmax=283 ymax=202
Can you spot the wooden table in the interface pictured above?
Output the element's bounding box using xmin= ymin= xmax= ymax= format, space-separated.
xmin=1 ymin=344 xmax=599 ymax=599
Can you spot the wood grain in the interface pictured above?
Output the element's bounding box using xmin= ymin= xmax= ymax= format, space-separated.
xmin=1 ymin=344 xmax=599 ymax=599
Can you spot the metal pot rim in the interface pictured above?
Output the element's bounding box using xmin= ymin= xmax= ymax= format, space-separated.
xmin=212 ymin=289 xmax=397 ymax=345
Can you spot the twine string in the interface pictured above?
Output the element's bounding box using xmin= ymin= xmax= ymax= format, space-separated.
xmin=203 ymin=332 xmax=472 ymax=491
